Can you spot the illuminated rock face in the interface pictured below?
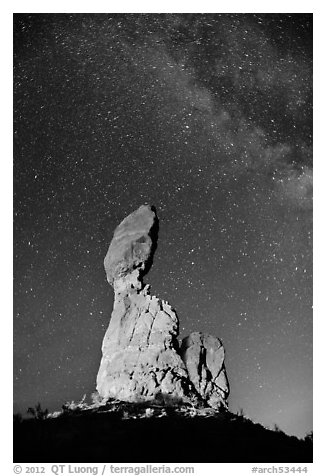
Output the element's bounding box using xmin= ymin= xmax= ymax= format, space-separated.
xmin=97 ymin=205 xmax=197 ymax=403
xmin=180 ymin=332 xmax=230 ymax=410
xmin=96 ymin=205 xmax=229 ymax=408
xmin=96 ymin=284 xmax=196 ymax=403
xmin=103 ymin=204 xmax=158 ymax=287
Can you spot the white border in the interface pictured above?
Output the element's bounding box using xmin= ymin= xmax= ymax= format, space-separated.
xmin=4 ymin=2 xmax=323 ymax=474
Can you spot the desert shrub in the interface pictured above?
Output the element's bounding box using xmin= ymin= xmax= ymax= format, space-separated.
xmin=145 ymin=408 xmax=155 ymax=418
xmin=304 ymin=431 xmax=313 ymax=443
xmin=273 ymin=424 xmax=284 ymax=433
xmin=27 ymin=403 xmax=48 ymax=420
xmin=237 ymin=408 xmax=245 ymax=417
xmin=47 ymin=410 xmax=62 ymax=419
xmin=13 ymin=413 xmax=23 ymax=423
xmin=62 ymin=394 xmax=89 ymax=414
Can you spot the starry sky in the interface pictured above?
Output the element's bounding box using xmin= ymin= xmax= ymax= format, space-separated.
xmin=13 ymin=13 xmax=312 ymax=438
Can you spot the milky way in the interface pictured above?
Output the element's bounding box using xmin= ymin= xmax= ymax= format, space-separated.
xmin=13 ymin=13 xmax=312 ymax=437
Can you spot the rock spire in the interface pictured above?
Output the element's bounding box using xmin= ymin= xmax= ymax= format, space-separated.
xmin=96 ymin=205 xmax=229 ymax=409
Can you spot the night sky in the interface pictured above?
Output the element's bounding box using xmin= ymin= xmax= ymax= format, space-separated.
xmin=13 ymin=13 xmax=312 ymax=438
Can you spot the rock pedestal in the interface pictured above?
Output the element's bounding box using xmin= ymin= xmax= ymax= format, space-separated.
xmin=97 ymin=285 xmax=196 ymax=403
xmin=96 ymin=204 xmax=229 ymax=408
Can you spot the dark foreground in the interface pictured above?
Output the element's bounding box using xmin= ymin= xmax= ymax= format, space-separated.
xmin=14 ymin=405 xmax=312 ymax=463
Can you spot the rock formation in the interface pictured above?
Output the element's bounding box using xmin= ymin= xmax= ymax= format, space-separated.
xmin=180 ymin=332 xmax=229 ymax=409
xmin=97 ymin=205 xmax=196 ymax=404
xmin=103 ymin=204 xmax=158 ymax=289
xmin=96 ymin=204 xmax=229 ymax=409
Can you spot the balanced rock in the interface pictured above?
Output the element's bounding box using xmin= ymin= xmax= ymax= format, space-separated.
xmin=104 ymin=204 xmax=158 ymax=287
xmin=96 ymin=204 xmax=230 ymax=409
xmin=97 ymin=205 xmax=198 ymax=404
xmin=180 ymin=332 xmax=229 ymax=409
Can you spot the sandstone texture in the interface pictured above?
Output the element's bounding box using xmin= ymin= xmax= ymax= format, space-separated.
xmin=97 ymin=285 xmax=196 ymax=403
xmin=180 ymin=332 xmax=229 ymax=409
xmin=97 ymin=205 xmax=197 ymax=404
xmin=96 ymin=204 xmax=229 ymax=408
xmin=104 ymin=204 xmax=158 ymax=287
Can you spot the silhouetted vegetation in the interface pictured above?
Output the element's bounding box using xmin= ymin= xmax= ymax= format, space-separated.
xmin=273 ymin=423 xmax=284 ymax=433
xmin=304 ymin=431 xmax=313 ymax=443
xmin=13 ymin=413 xmax=23 ymax=424
xmin=14 ymin=400 xmax=312 ymax=463
xmin=61 ymin=394 xmax=88 ymax=415
xmin=27 ymin=403 xmax=48 ymax=420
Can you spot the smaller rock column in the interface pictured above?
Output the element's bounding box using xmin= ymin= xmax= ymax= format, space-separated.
xmin=180 ymin=332 xmax=230 ymax=409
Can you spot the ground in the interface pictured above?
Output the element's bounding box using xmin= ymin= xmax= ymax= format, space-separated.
xmin=13 ymin=402 xmax=313 ymax=463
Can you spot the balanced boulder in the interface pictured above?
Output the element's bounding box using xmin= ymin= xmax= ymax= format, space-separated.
xmin=97 ymin=205 xmax=198 ymax=404
xmin=96 ymin=205 xmax=229 ymax=409
xmin=103 ymin=204 xmax=158 ymax=288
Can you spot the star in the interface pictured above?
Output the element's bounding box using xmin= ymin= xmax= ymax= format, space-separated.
xmin=14 ymin=13 xmax=312 ymax=439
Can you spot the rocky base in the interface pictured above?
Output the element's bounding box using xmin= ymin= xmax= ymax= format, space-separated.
xmin=97 ymin=285 xmax=199 ymax=405
xmin=14 ymin=404 xmax=312 ymax=463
